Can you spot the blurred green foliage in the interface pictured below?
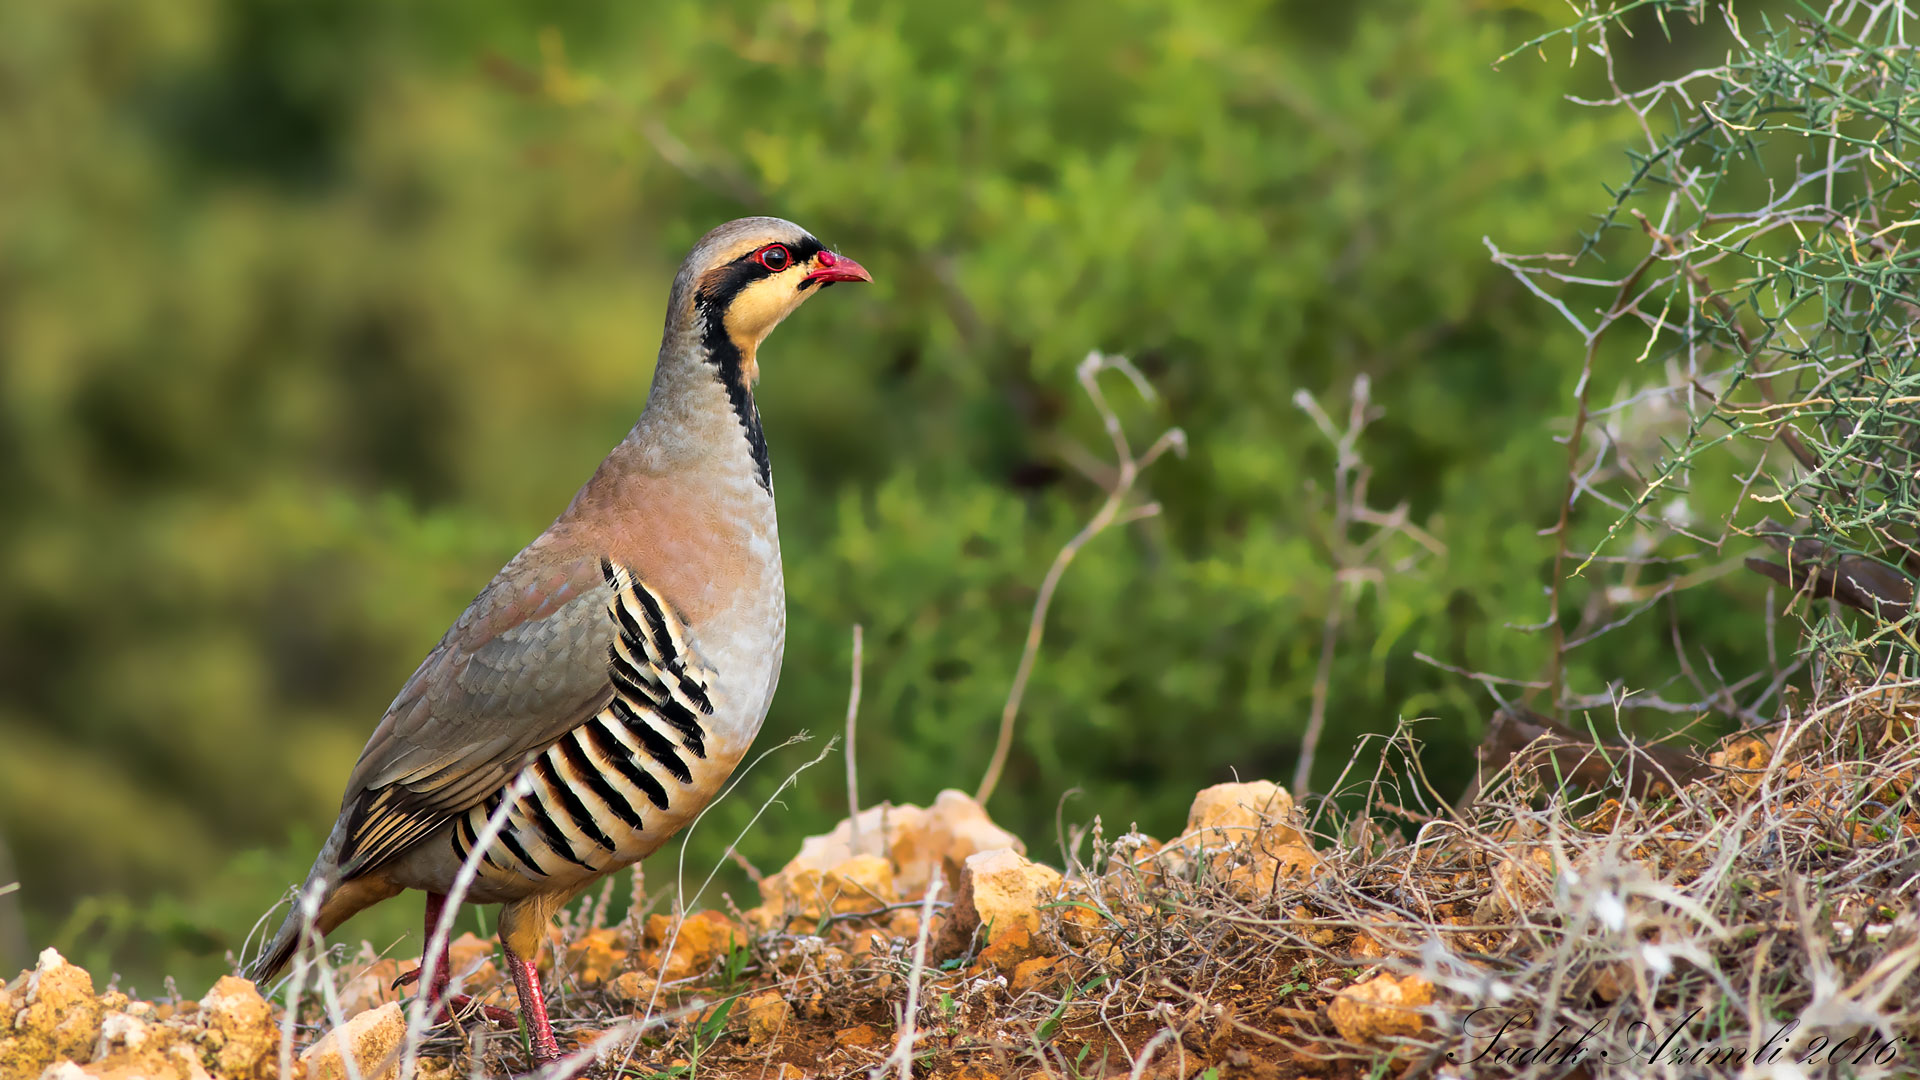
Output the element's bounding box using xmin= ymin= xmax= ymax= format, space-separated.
xmin=0 ymin=0 xmax=1768 ymax=990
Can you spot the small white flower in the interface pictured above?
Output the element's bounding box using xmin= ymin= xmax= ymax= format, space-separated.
xmin=1641 ymin=943 xmax=1673 ymax=976
xmin=1595 ymin=891 xmax=1627 ymax=932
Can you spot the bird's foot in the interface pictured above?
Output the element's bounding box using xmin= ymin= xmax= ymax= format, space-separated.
xmin=443 ymin=994 xmax=519 ymax=1026
xmin=388 ymin=969 xmax=516 ymax=1026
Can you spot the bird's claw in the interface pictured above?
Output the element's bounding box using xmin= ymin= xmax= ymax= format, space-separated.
xmin=445 ymin=995 xmax=519 ymax=1026
xmin=392 ymin=976 xmax=517 ymax=1028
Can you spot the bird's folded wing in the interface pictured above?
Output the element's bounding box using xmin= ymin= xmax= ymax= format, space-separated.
xmin=333 ymin=545 xmax=620 ymax=878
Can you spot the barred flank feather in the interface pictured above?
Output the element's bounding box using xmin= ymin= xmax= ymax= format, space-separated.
xmin=444 ymin=561 xmax=716 ymax=881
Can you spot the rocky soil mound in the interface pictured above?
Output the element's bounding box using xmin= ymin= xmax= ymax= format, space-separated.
xmin=9 ymin=710 xmax=1920 ymax=1079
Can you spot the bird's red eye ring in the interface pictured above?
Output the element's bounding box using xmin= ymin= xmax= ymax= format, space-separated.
xmin=757 ymin=244 xmax=791 ymax=271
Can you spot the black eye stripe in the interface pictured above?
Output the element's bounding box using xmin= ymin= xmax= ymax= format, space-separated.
xmin=739 ymin=236 xmax=822 ymax=269
xmin=694 ymin=236 xmax=829 ymax=312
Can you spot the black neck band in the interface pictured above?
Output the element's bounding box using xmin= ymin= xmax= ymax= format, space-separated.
xmin=698 ymin=319 xmax=771 ymax=493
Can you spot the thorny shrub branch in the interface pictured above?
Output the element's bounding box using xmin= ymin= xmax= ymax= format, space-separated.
xmin=1490 ymin=0 xmax=1920 ymax=722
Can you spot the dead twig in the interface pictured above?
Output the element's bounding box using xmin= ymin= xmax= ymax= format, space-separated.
xmin=1290 ymin=376 xmax=1445 ymax=795
xmin=976 ymin=352 xmax=1185 ymax=805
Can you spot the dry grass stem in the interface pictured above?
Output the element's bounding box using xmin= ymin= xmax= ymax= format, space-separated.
xmin=845 ymin=624 xmax=864 ymax=850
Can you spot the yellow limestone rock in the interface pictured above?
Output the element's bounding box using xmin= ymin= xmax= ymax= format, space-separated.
xmin=1350 ymin=930 xmax=1389 ymax=960
xmin=759 ymin=854 xmax=897 ymax=927
xmin=900 ymin=790 xmax=1028 ymax=895
xmin=828 ymin=852 xmax=897 ymax=907
xmin=833 ymin=1023 xmax=878 ymax=1048
xmin=41 ymin=1064 xmax=205 ymax=1080
xmin=334 ymin=956 xmax=410 ymax=1020
xmin=934 ymin=848 xmax=1063 ymax=959
xmin=1328 ymin=973 xmax=1433 ymax=1044
xmin=1225 ymin=844 xmax=1321 ymax=898
xmin=607 ymin=971 xmax=658 ymax=1007
xmin=300 ymin=1001 xmax=408 ymax=1080
xmin=739 ymin=992 xmax=791 ymax=1045
xmin=1010 ymin=956 xmax=1061 ymax=995
xmin=642 ymin=910 xmax=747 ymax=982
xmin=1186 ymin=781 xmax=1306 ymax=848
xmin=974 ymin=926 xmax=1042 ymax=973
xmin=1187 ymin=781 xmax=1320 ymax=895
xmin=564 ymin=927 xmax=628 ymax=989
xmin=754 ymin=790 xmax=1025 ymax=912
xmin=0 ymin=948 xmax=102 ymax=1080
xmin=197 ymin=976 xmax=275 ymax=1079
xmin=91 ymin=1010 xmax=159 ymax=1059
xmin=77 ymin=1008 xmax=204 ymax=1080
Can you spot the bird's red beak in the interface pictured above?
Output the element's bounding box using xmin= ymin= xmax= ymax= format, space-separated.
xmin=804 ymin=250 xmax=873 ymax=286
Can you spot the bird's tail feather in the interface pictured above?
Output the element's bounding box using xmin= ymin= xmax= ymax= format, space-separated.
xmin=246 ymin=823 xmax=401 ymax=986
xmin=248 ymin=906 xmax=308 ymax=986
xmin=247 ymin=837 xmax=341 ymax=986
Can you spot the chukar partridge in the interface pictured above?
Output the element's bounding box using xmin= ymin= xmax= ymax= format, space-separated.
xmin=248 ymin=217 xmax=870 ymax=1063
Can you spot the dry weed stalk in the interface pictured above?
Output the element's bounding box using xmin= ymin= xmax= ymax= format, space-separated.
xmin=1290 ymin=375 xmax=1445 ymax=795
xmin=638 ymin=734 xmax=835 ymax=1028
xmin=844 ymin=624 xmax=865 ymax=850
xmin=876 ymin=874 xmax=942 ymax=1080
xmin=975 ymin=351 xmax=1185 ymax=806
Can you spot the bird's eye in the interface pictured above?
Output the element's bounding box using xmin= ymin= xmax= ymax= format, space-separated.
xmin=757 ymin=245 xmax=791 ymax=271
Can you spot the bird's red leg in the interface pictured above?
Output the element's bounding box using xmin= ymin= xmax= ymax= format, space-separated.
xmin=503 ymin=942 xmax=563 ymax=1065
xmin=423 ymin=891 xmax=453 ymax=1003
xmin=391 ymin=892 xmax=515 ymax=1025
